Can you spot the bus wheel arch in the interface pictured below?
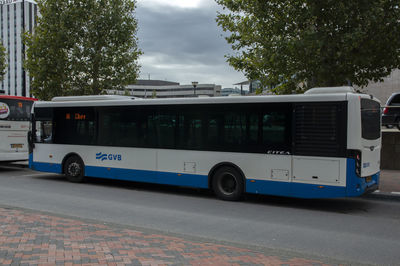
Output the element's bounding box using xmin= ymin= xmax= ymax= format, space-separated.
xmin=62 ymin=153 xmax=86 ymax=183
xmin=208 ymin=163 xmax=246 ymax=201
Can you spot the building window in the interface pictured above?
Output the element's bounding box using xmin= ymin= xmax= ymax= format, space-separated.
xmin=29 ymin=3 xmax=33 ymax=33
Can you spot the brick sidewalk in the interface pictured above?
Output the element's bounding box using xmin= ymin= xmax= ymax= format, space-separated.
xmin=0 ymin=207 xmax=335 ymax=266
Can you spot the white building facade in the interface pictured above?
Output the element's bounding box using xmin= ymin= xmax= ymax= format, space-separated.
xmin=109 ymin=80 xmax=221 ymax=98
xmin=0 ymin=0 xmax=38 ymax=97
xmin=355 ymin=69 xmax=400 ymax=104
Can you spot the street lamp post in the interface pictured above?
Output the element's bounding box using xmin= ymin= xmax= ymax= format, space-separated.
xmin=191 ymin=81 xmax=198 ymax=97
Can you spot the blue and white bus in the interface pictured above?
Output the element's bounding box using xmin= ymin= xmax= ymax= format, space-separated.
xmin=29 ymin=87 xmax=381 ymax=200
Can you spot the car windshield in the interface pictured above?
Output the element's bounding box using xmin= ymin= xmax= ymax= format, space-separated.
xmin=389 ymin=94 xmax=400 ymax=105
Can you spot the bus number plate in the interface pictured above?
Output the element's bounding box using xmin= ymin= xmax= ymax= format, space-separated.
xmin=11 ymin=144 xmax=23 ymax=148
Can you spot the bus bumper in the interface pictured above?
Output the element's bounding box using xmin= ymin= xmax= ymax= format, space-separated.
xmin=346 ymin=159 xmax=380 ymax=197
xmin=363 ymin=182 xmax=379 ymax=195
xmin=0 ymin=152 xmax=29 ymax=162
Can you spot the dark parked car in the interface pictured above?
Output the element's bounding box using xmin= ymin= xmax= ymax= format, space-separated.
xmin=382 ymin=92 xmax=400 ymax=129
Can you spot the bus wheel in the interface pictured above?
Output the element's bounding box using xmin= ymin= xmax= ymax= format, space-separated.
xmin=64 ymin=156 xmax=85 ymax=183
xmin=212 ymin=166 xmax=244 ymax=201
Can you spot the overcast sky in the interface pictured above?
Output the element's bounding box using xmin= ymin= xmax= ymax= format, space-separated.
xmin=136 ymin=0 xmax=246 ymax=88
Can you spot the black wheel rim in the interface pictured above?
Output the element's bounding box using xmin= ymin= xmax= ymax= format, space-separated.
xmin=219 ymin=173 xmax=237 ymax=195
xmin=67 ymin=162 xmax=81 ymax=177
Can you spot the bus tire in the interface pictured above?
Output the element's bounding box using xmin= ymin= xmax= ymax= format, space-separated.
xmin=212 ymin=166 xmax=244 ymax=201
xmin=64 ymin=155 xmax=85 ymax=183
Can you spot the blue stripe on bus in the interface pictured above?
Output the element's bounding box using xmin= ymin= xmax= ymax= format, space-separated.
xmin=85 ymin=166 xmax=209 ymax=189
xmin=31 ymin=161 xmax=209 ymax=189
xmin=245 ymin=180 xmax=346 ymax=198
xmin=30 ymin=158 xmax=379 ymax=199
xmin=31 ymin=161 xmax=62 ymax=174
xmin=28 ymin=153 xmax=33 ymax=169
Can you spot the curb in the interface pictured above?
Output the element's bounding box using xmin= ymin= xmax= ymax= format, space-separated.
xmin=364 ymin=191 xmax=400 ymax=201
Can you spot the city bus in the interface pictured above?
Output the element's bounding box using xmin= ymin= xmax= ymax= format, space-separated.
xmin=28 ymin=87 xmax=381 ymax=200
xmin=0 ymin=95 xmax=37 ymax=162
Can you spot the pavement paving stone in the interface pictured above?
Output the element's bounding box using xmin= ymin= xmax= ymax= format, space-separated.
xmin=379 ymin=170 xmax=400 ymax=192
xmin=0 ymin=207 xmax=340 ymax=266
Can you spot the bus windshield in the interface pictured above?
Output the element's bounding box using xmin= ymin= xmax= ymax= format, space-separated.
xmin=0 ymin=98 xmax=33 ymax=121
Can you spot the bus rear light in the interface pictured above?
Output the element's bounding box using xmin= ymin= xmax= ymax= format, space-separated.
xmin=355 ymin=152 xmax=362 ymax=177
xmin=383 ymin=107 xmax=388 ymax=114
xmin=348 ymin=150 xmax=362 ymax=177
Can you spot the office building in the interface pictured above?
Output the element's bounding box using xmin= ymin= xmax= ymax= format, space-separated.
xmin=0 ymin=0 xmax=38 ymax=97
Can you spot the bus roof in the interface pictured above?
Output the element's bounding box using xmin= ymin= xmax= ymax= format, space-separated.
xmin=34 ymin=93 xmax=353 ymax=108
xmin=51 ymin=95 xmax=139 ymax=102
xmin=0 ymin=95 xmax=38 ymax=101
xmin=33 ymin=86 xmax=377 ymax=108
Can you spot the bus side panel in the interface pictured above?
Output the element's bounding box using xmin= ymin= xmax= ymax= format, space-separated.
xmin=30 ymin=144 xmax=63 ymax=173
xmin=289 ymin=156 xmax=347 ymax=198
xmin=32 ymin=144 xmax=208 ymax=188
xmin=157 ymin=149 xmax=292 ymax=193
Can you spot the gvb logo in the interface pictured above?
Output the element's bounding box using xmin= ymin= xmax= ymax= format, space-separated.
xmin=96 ymin=152 xmax=122 ymax=161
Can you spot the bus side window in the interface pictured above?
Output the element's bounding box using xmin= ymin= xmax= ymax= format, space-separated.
xmin=36 ymin=121 xmax=53 ymax=143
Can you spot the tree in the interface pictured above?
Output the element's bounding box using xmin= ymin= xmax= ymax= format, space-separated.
xmin=216 ymin=0 xmax=400 ymax=94
xmin=0 ymin=43 xmax=7 ymax=81
xmin=24 ymin=0 xmax=141 ymax=100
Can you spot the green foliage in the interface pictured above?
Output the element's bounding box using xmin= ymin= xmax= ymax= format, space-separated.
xmin=152 ymin=90 xmax=157 ymax=98
xmin=216 ymin=0 xmax=400 ymax=94
xmin=24 ymin=0 xmax=141 ymax=100
xmin=0 ymin=43 xmax=6 ymax=81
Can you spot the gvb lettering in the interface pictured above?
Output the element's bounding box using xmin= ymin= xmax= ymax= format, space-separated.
xmin=96 ymin=152 xmax=122 ymax=161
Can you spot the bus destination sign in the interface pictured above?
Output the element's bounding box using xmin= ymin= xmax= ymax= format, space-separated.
xmin=65 ymin=113 xmax=87 ymax=120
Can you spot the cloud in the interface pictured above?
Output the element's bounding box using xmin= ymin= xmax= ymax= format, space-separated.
xmin=138 ymin=0 xmax=204 ymax=9
xmin=135 ymin=1 xmax=245 ymax=88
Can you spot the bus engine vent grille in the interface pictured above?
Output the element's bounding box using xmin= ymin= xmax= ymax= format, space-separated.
xmin=294 ymin=103 xmax=347 ymax=157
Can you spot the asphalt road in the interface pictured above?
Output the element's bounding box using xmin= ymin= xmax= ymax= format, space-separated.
xmin=1 ymin=165 xmax=399 ymax=265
